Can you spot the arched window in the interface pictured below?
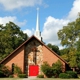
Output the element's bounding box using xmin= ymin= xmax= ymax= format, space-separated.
xmin=12 ymin=63 xmax=15 ymax=74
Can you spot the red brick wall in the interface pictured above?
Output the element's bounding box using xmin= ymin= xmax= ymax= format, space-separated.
xmin=43 ymin=45 xmax=65 ymax=70
xmin=3 ymin=45 xmax=25 ymax=73
xmin=2 ymin=39 xmax=66 ymax=74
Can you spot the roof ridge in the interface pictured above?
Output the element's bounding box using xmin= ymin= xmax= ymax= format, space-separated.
xmin=0 ymin=35 xmax=68 ymax=64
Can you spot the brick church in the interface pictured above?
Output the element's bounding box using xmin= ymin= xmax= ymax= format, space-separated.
xmin=0 ymin=8 xmax=69 ymax=77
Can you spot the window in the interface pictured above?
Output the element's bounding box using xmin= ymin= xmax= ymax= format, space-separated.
xmin=12 ymin=63 xmax=15 ymax=74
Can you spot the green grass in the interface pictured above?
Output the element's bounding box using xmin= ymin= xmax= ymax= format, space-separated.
xmin=0 ymin=78 xmax=22 ymax=80
xmin=0 ymin=77 xmax=79 ymax=80
xmin=35 ymin=79 xmax=80 ymax=80
xmin=0 ymin=78 xmax=80 ymax=80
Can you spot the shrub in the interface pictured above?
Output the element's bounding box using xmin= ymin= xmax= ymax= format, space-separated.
xmin=14 ymin=65 xmax=22 ymax=75
xmin=41 ymin=62 xmax=53 ymax=78
xmin=41 ymin=61 xmax=62 ymax=78
xmin=51 ymin=76 xmax=55 ymax=78
xmin=37 ymin=74 xmax=44 ymax=78
xmin=52 ymin=60 xmax=62 ymax=74
xmin=9 ymin=75 xmax=14 ymax=78
xmin=52 ymin=60 xmax=62 ymax=77
xmin=66 ymin=71 xmax=78 ymax=78
xmin=59 ymin=73 xmax=71 ymax=78
xmin=59 ymin=71 xmax=78 ymax=79
xmin=0 ymin=71 xmax=5 ymax=78
xmin=0 ymin=65 xmax=11 ymax=77
xmin=18 ymin=74 xmax=26 ymax=78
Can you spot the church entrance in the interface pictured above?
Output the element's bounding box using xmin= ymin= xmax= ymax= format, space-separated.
xmin=29 ymin=65 xmax=39 ymax=76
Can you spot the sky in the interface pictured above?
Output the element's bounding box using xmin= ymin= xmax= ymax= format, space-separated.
xmin=0 ymin=0 xmax=80 ymax=49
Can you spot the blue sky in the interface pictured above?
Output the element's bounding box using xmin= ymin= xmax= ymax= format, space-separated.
xmin=0 ymin=0 xmax=80 ymax=49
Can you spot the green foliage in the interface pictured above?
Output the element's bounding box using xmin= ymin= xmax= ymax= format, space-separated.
xmin=69 ymin=56 xmax=77 ymax=68
xmin=37 ymin=74 xmax=44 ymax=78
xmin=60 ymin=48 xmax=69 ymax=55
xmin=0 ymin=22 xmax=28 ymax=61
xmin=76 ymin=40 xmax=80 ymax=51
xmin=14 ymin=65 xmax=22 ymax=75
xmin=59 ymin=73 xmax=71 ymax=78
xmin=61 ymin=54 xmax=69 ymax=62
xmin=59 ymin=71 xmax=78 ymax=79
xmin=9 ymin=75 xmax=14 ymax=78
xmin=57 ymin=17 xmax=80 ymax=48
xmin=18 ymin=74 xmax=26 ymax=78
xmin=57 ymin=17 xmax=80 ymax=72
xmin=52 ymin=60 xmax=62 ymax=77
xmin=67 ymin=48 xmax=80 ymax=69
xmin=51 ymin=76 xmax=55 ymax=78
xmin=41 ymin=61 xmax=62 ymax=78
xmin=47 ymin=43 xmax=60 ymax=55
xmin=41 ymin=62 xmax=53 ymax=78
xmin=0 ymin=64 xmax=11 ymax=77
xmin=0 ymin=71 xmax=5 ymax=77
xmin=66 ymin=71 xmax=78 ymax=78
xmin=76 ymin=51 xmax=80 ymax=68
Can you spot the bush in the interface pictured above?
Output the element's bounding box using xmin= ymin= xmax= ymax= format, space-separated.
xmin=0 ymin=71 xmax=5 ymax=78
xmin=0 ymin=65 xmax=11 ymax=77
xmin=41 ymin=61 xmax=62 ymax=78
xmin=52 ymin=60 xmax=62 ymax=74
xmin=18 ymin=74 xmax=26 ymax=78
xmin=9 ymin=75 xmax=14 ymax=78
xmin=41 ymin=62 xmax=53 ymax=78
xmin=14 ymin=65 xmax=22 ymax=75
xmin=59 ymin=73 xmax=71 ymax=78
xmin=51 ymin=76 xmax=55 ymax=78
xmin=59 ymin=71 xmax=78 ymax=79
xmin=66 ymin=71 xmax=78 ymax=78
xmin=37 ymin=74 xmax=44 ymax=78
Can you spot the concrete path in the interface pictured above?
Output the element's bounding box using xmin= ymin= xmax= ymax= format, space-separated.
xmin=22 ymin=76 xmax=37 ymax=80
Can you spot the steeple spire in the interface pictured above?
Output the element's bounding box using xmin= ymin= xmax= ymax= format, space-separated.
xmin=34 ymin=8 xmax=42 ymax=41
xmin=36 ymin=8 xmax=39 ymax=31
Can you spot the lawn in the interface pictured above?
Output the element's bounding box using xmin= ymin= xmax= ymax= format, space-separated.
xmin=0 ymin=78 xmax=22 ymax=80
xmin=34 ymin=78 xmax=80 ymax=80
xmin=0 ymin=78 xmax=80 ymax=80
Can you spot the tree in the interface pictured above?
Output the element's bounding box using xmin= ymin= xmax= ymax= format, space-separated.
xmin=57 ymin=16 xmax=80 ymax=71
xmin=60 ymin=48 xmax=69 ymax=55
xmin=47 ymin=43 xmax=60 ymax=55
xmin=57 ymin=17 xmax=80 ymax=48
xmin=0 ymin=22 xmax=28 ymax=61
xmin=60 ymin=48 xmax=70 ymax=62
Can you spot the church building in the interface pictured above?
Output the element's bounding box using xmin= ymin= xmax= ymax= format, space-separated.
xmin=0 ymin=8 xmax=69 ymax=77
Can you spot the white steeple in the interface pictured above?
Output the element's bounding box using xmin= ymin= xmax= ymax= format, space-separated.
xmin=34 ymin=8 xmax=42 ymax=41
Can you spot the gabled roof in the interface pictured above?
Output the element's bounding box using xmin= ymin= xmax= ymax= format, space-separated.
xmin=0 ymin=35 xmax=68 ymax=64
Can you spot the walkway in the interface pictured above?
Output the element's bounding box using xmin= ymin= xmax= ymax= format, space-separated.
xmin=22 ymin=76 xmax=37 ymax=80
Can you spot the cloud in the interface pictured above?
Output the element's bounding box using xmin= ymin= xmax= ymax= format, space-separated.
xmin=0 ymin=16 xmax=16 ymax=25
xmin=19 ymin=0 xmax=80 ymax=49
xmin=41 ymin=0 xmax=80 ymax=49
xmin=23 ymin=28 xmax=34 ymax=37
xmin=42 ymin=16 xmax=69 ymax=47
xmin=0 ymin=16 xmax=27 ymax=27
xmin=1 ymin=0 xmax=79 ymax=50
xmin=0 ymin=0 xmax=43 ymax=10
xmin=67 ymin=0 xmax=80 ymax=20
